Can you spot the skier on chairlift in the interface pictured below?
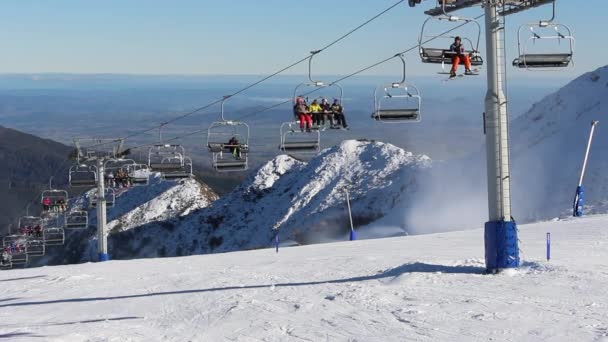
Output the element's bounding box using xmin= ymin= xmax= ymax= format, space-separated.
xmin=331 ymin=99 xmax=348 ymax=129
xmin=42 ymin=197 xmax=51 ymax=211
xmin=294 ymin=97 xmax=312 ymax=132
xmin=227 ymin=136 xmax=242 ymax=159
xmin=450 ymin=36 xmax=475 ymax=78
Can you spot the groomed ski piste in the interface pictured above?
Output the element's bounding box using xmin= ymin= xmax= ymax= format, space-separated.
xmin=1 ymin=215 xmax=607 ymax=341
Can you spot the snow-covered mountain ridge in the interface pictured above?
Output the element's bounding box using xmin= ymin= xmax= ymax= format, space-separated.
xmin=109 ymin=140 xmax=431 ymax=259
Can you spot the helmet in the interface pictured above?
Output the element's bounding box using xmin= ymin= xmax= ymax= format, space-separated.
xmin=455 ymin=36 xmax=461 ymax=41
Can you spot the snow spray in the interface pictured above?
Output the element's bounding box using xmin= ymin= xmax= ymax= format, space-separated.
xmin=546 ymin=232 xmax=551 ymax=261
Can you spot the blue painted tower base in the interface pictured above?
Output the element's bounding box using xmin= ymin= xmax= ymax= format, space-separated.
xmin=98 ymin=253 xmax=110 ymax=262
xmin=484 ymin=220 xmax=520 ymax=272
xmin=573 ymin=186 xmax=584 ymax=217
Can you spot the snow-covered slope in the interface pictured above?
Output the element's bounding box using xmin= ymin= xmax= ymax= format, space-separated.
xmin=2 ymin=215 xmax=607 ymax=341
xmin=110 ymin=140 xmax=431 ymax=259
xmin=511 ymin=65 xmax=608 ymax=220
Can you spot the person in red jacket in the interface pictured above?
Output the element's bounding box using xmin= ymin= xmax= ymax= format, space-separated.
xmin=293 ymin=97 xmax=312 ymax=132
xmin=42 ymin=197 xmax=51 ymax=211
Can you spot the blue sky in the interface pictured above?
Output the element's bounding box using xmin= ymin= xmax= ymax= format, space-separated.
xmin=0 ymin=0 xmax=605 ymax=78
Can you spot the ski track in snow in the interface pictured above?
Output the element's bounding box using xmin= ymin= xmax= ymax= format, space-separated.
xmin=1 ymin=215 xmax=607 ymax=341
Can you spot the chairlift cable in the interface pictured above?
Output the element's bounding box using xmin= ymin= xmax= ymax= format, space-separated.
xmin=120 ymin=13 xmax=486 ymax=150
xmin=81 ymin=0 xmax=406 ymax=151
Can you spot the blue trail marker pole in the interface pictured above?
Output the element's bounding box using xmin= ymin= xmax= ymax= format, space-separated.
xmin=345 ymin=190 xmax=356 ymax=241
xmin=274 ymin=232 xmax=279 ymax=253
xmin=573 ymin=120 xmax=599 ymax=217
xmin=546 ymin=232 xmax=551 ymax=261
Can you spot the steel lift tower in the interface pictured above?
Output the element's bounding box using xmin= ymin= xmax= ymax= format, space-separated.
xmin=423 ymin=0 xmax=555 ymax=272
xmin=73 ymin=138 xmax=125 ymax=262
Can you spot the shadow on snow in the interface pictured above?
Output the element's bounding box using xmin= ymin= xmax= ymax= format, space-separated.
xmin=0 ymin=262 xmax=484 ymax=309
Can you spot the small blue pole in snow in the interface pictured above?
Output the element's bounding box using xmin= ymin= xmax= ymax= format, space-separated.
xmin=546 ymin=232 xmax=551 ymax=261
xmin=349 ymin=229 xmax=357 ymax=241
xmin=274 ymin=233 xmax=279 ymax=253
xmin=573 ymin=186 xmax=584 ymax=217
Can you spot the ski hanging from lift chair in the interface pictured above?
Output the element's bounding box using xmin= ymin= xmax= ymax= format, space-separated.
xmin=512 ymin=1 xmax=574 ymax=69
xmin=207 ymin=95 xmax=250 ymax=172
xmin=418 ymin=3 xmax=483 ymax=74
xmin=371 ymin=54 xmax=422 ymax=123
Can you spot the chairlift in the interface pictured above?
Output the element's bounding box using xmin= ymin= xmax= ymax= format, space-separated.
xmin=513 ymin=2 xmax=574 ymax=69
xmin=18 ymin=216 xmax=44 ymax=236
xmin=104 ymin=158 xmax=136 ymax=187
xmin=279 ymin=122 xmax=321 ymax=153
xmin=279 ymin=53 xmax=335 ymax=154
xmin=90 ymin=188 xmax=116 ymax=208
xmin=25 ymin=239 xmax=45 ymax=257
xmin=0 ymin=250 xmax=12 ymax=269
xmin=162 ymin=156 xmax=193 ymax=180
xmin=73 ymin=138 xmax=125 ymax=163
xmin=69 ymin=164 xmax=98 ymax=188
xmin=371 ymin=54 xmax=422 ymax=123
xmin=43 ymin=226 xmax=65 ymax=246
xmin=292 ymin=52 xmax=344 ymax=126
xmin=419 ymin=6 xmax=483 ymax=73
xmin=41 ymin=181 xmax=69 ymax=213
xmin=148 ymin=144 xmax=186 ymax=171
xmin=3 ymin=235 xmax=26 ymax=248
xmin=65 ymin=210 xmax=88 ymax=229
xmin=4 ymin=245 xmax=28 ymax=265
xmin=207 ymin=96 xmax=250 ymax=172
xmin=125 ymin=163 xmax=151 ymax=185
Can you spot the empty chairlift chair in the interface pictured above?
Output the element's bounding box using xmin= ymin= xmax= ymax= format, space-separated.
xmin=25 ymin=239 xmax=45 ymax=257
xmin=90 ymin=189 xmax=116 ymax=208
xmin=43 ymin=226 xmax=65 ymax=246
xmin=513 ymin=22 xmax=574 ymax=69
xmin=372 ymin=84 xmax=422 ymax=123
xmin=65 ymin=210 xmax=88 ymax=229
xmin=279 ymin=122 xmax=321 ymax=153
xmin=371 ymin=54 xmax=422 ymax=123
xmin=162 ymin=156 xmax=193 ymax=180
xmin=148 ymin=144 xmax=193 ymax=179
xmin=126 ymin=164 xmax=151 ymax=185
xmin=69 ymin=164 xmax=98 ymax=188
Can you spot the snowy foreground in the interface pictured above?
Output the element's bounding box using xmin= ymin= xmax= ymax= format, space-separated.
xmin=1 ymin=216 xmax=607 ymax=341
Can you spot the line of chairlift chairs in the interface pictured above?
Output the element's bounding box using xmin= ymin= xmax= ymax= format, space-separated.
xmin=0 ymin=155 xmax=158 ymax=269
xmin=1 ymin=1 xmax=574 ymax=270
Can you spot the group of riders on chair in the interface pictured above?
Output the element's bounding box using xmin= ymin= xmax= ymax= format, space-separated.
xmin=293 ymin=97 xmax=348 ymax=132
